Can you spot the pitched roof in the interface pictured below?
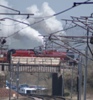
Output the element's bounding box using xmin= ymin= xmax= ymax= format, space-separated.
xmin=0 ymin=88 xmax=21 ymax=98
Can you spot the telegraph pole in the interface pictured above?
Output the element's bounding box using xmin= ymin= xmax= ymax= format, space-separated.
xmin=84 ymin=46 xmax=88 ymax=100
xmin=16 ymin=62 xmax=19 ymax=99
xmin=77 ymin=55 xmax=82 ymax=100
xmin=84 ymin=19 xmax=89 ymax=100
xmin=8 ymin=49 xmax=15 ymax=100
xmin=9 ymin=52 xmax=12 ymax=100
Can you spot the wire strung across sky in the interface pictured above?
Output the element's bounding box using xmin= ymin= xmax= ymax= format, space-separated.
xmin=6 ymin=24 xmax=77 ymax=40
xmin=0 ymin=0 xmax=91 ymax=24
xmin=0 ymin=20 xmax=77 ymax=40
xmin=0 ymin=4 xmax=20 ymax=13
xmin=0 ymin=0 xmax=91 ymax=18
xmin=0 ymin=0 xmax=91 ymax=41
xmin=51 ymin=35 xmax=93 ymax=61
xmin=62 ymin=16 xmax=93 ymax=57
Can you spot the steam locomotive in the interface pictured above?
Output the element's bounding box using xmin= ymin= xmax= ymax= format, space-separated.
xmin=0 ymin=49 xmax=75 ymax=63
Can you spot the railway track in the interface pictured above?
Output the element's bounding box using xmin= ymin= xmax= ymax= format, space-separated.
xmin=27 ymin=94 xmax=66 ymax=100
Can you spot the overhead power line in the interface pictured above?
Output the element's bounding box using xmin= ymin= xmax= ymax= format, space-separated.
xmin=51 ymin=35 xmax=93 ymax=61
xmin=0 ymin=0 xmax=90 ymax=27
xmin=74 ymin=1 xmax=93 ymax=5
xmin=0 ymin=5 xmax=34 ymax=18
xmin=0 ymin=0 xmax=91 ymax=42
xmin=53 ymin=0 xmax=91 ymax=16
xmin=1 ymin=17 xmax=30 ymax=26
xmin=6 ymin=24 xmax=77 ymax=39
xmin=0 ymin=4 xmax=20 ymax=13
xmin=0 ymin=0 xmax=90 ymax=19
xmin=0 ymin=13 xmax=34 ymax=16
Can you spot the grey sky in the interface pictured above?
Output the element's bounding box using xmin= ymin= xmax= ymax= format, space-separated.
xmin=7 ymin=0 xmax=93 ymax=20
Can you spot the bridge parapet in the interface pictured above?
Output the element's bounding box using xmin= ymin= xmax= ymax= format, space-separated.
xmin=11 ymin=57 xmax=61 ymax=66
xmin=0 ymin=57 xmax=61 ymax=73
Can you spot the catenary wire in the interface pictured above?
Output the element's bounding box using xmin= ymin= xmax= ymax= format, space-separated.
xmin=6 ymin=24 xmax=77 ymax=39
xmin=1 ymin=0 xmax=90 ymax=39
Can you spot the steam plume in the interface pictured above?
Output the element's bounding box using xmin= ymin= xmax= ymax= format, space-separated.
xmin=0 ymin=0 xmax=65 ymax=49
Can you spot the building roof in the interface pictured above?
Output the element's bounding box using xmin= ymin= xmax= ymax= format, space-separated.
xmin=0 ymin=88 xmax=21 ymax=98
xmin=0 ymin=71 xmax=5 ymax=76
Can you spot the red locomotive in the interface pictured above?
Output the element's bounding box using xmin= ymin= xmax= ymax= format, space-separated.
xmin=0 ymin=49 xmax=74 ymax=63
xmin=11 ymin=49 xmax=67 ymax=59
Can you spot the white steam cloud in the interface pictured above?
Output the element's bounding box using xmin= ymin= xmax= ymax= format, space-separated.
xmin=0 ymin=0 xmax=65 ymax=49
xmin=27 ymin=2 xmax=65 ymax=35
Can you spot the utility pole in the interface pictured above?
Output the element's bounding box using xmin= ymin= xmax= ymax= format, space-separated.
xmin=8 ymin=49 xmax=15 ymax=100
xmin=84 ymin=20 xmax=89 ymax=100
xmin=77 ymin=55 xmax=82 ymax=100
xmin=62 ymin=63 xmax=64 ymax=97
xmin=9 ymin=52 xmax=12 ymax=100
xmin=83 ymin=46 xmax=88 ymax=100
xmin=71 ymin=63 xmax=74 ymax=99
xmin=16 ymin=62 xmax=19 ymax=99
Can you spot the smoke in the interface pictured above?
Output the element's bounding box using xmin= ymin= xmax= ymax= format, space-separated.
xmin=0 ymin=0 xmax=14 ymax=41
xmin=27 ymin=2 xmax=65 ymax=35
xmin=0 ymin=0 xmax=65 ymax=49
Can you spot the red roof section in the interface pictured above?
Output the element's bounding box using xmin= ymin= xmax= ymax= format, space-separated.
xmin=0 ymin=88 xmax=21 ymax=98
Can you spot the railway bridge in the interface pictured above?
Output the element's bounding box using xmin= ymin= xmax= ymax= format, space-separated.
xmin=0 ymin=57 xmax=62 ymax=73
xmin=0 ymin=56 xmax=73 ymax=97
